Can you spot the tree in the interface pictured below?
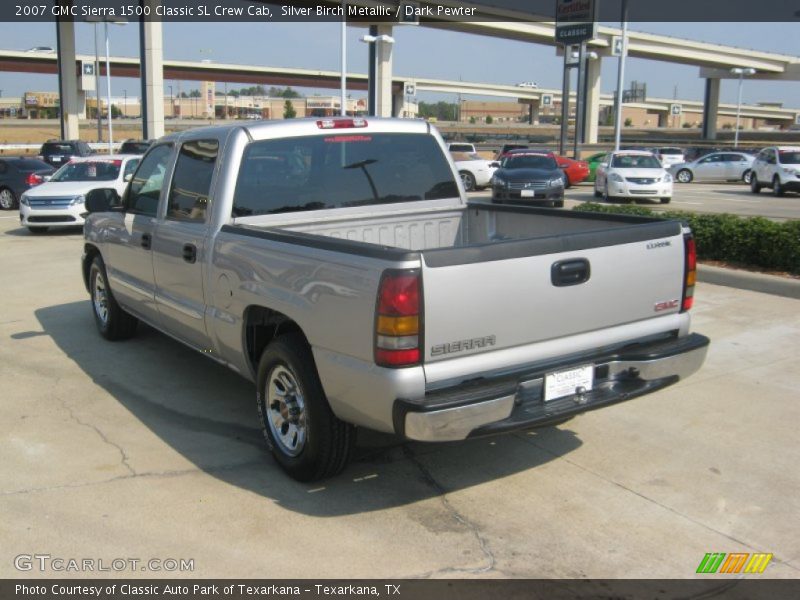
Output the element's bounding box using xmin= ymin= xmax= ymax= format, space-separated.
xmin=624 ymin=118 xmax=633 ymax=127
xmin=280 ymin=87 xmax=301 ymax=99
xmin=283 ymin=100 xmax=296 ymax=119
xmin=188 ymin=89 xmax=201 ymax=98
xmin=469 ymin=116 xmax=476 ymax=124
xmin=485 ymin=115 xmax=494 ymax=124
xmin=110 ymin=104 xmax=122 ymax=119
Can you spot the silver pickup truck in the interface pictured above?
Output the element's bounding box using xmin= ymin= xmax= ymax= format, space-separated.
xmin=81 ymin=117 xmax=709 ymax=481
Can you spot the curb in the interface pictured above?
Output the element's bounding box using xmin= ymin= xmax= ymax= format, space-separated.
xmin=697 ymin=264 xmax=800 ymax=300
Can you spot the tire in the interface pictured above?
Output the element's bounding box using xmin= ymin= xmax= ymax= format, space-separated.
xmin=742 ymin=170 xmax=752 ymax=184
xmin=660 ymin=198 xmax=671 ymax=204
xmin=89 ymin=255 xmax=138 ymax=341
xmin=459 ymin=171 xmax=476 ymax=192
xmin=750 ymin=174 xmax=761 ymax=194
xmin=773 ymin=176 xmax=784 ymax=197
xmin=593 ymin=188 xmax=602 ymax=198
xmin=256 ymin=333 xmax=355 ymax=482
xmin=553 ymin=200 xmax=565 ymax=208
xmin=676 ymin=169 xmax=693 ymax=183
xmin=603 ymin=184 xmax=615 ymax=203
xmin=28 ymin=226 xmax=49 ymax=234
xmin=0 ymin=187 xmax=15 ymax=210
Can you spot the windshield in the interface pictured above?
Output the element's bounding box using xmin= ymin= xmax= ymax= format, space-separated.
xmin=611 ymin=155 xmax=662 ymax=169
xmin=779 ymin=151 xmax=800 ymax=165
xmin=232 ymin=133 xmax=459 ymax=216
xmin=503 ymin=155 xmax=557 ymax=170
xmin=658 ymin=148 xmax=683 ymax=155
xmin=50 ymin=160 xmax=122 ymax=182
xmin=449 ymin=144 xmax=474 ymax=153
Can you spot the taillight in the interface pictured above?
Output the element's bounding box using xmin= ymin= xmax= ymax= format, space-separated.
xmin=375 ymin=269 xmax=421 ymax=367
xmin=682 ymin=235 xmax=697 ymax=312
xmin=316 ymin=118 xmax=368 ymax=129
xmin=25 ymin=173 xmax=44 ymax=186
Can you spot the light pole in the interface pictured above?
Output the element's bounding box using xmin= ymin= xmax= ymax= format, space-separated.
xmin=731 ymin=67 xmax=756 ymax=148
xmin=340 ymin=1 xmax=347 ymax=116
xmin=613 ymin=0 xmax=629 ymax=152
xmin=98 ymin=18 xmax=127 ymax=154
xmin=93 ymin=22 xmax=101 ymax=141
xmin=123 ymin=89 xmax=126 ymax=118
xmin=359 ymin=33 xmax=395 ymax=117
xmin=168 ymin=85 xmax=173 ymax=118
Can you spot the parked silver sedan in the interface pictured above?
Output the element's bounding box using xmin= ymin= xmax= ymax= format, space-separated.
xmin=670 ymin=152 xmax=755 ymax=184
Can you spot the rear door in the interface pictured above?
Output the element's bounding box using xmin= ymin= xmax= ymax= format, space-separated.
xmin=694 ymin=153 xmax=724 ymax=181
xmin=151 ymin=138 xmax=220 ymax=350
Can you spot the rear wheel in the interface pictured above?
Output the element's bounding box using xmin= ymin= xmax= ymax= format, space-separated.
xmin=676 ymin=169 xmax=693 ymax=183
xmin=593 ymin=188 xmax=602 ymax=198
xmin=459 ymin=171 xmax=476 ymax=192
xmin=660 ymin=198 xmax=671 ymax=204
xmin=0 ymin=188 xmax=16 ymax=210
xmin=773 ymin=176 xmax=784 ymax=197
xmin=742 ymin=170 xmax=752 ymax=184
xmin=89 ymin=256 xmax=138 ymax=340
xmin=750 ymin=174 xmax=761 ymax=193
xmin=256 ymin=333 xmax=355 ymax=482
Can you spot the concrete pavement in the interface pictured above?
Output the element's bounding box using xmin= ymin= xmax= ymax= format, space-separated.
xmin=1 ymin=218 xmax=798 ymax=579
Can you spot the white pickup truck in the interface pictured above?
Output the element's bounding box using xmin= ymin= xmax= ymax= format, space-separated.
xmin=81 ymin=117 xmax=709 ymax=481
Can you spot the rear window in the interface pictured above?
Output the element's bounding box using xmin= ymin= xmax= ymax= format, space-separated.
xmin=778 ymin=151 xmax=800 ymax=165
xmin=658 ymin=148 xmax=684 ymax=155
xmin=14 ymin=159 xmax=50 ymax=171
xmin=120 ymin=142 xmax=152 ymax=154
xmin=232 ymin=133 xmax=459 ymax=217
xmin=41 ymin=143 xmax=75 ymax=154
xmin=449 ymin=144 xmax=474 ymax=153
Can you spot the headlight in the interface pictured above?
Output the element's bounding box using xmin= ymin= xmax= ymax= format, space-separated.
xmin=548 ymin=178 xmax=564 ymax=188
xmin=69 ymin=195 xmax=85 ymax=206
xmin=492 ymin=177 xmax=507 ymax=188
xmin=20 ymin=195 xmax=29 ymax=206
xmin=610 ymin=173 xmax=624 ymax=182
xmin=662 ymin=173 xmax=673 ymax=183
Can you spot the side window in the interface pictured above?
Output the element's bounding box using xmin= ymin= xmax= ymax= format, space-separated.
xmin=699 ymin=155 xmax=717 ymax=164
xmin=125 ymin=144 xmax=173 ymax=217
xmin=167 ymin=139 xmax=219 ymax=222
xmin=122 ymin=159 xmax=140 ymax=180
xmin=0 ymin=161 xmax=7 ymax=175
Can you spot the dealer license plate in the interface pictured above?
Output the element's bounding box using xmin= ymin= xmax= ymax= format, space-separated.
xmin=544 ymin=365 xmax=594 ymax=402
xmin=520 ymin=189 xmax=534 ymax=197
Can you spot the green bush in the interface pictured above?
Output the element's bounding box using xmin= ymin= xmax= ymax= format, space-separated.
xmin=573 ymin=203 xmax=800 ymax=274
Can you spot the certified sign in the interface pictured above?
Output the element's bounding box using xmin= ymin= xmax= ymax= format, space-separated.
xmin=555 ymin=0 xmax=598 ymax=45
xmin=670 ymin=104 xmax=682 ymax=116
xmin=542 ymin=94 xmax=554 ymax=107
xmin=404 ymin=82 xmax=416 ymax=96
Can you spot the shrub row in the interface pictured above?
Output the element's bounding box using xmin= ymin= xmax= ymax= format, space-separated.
xmin=573 ymin=203 xmax=800 ymax=275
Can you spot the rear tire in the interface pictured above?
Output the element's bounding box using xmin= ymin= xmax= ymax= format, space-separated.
xmin=742 ymin=170 xmax=752 ymax=184
xmin=676 ymin=169 xmax=693 ymax=183
xmin=593 ymin=188 xmax=602 ymax=198
xmin=89 ymin=256 xmax=138 ymax=340
xmin=773 ymin=176 xmax=784 ymax=197
xmin=256 ymin=333 xmax=355 ymax=482
xmin=750 ymin=174 xmax=761 ymax=194
xmin=660 ymin=198 xmax=671 ymax=204
xmin=459 ymin=171 xmax=476 ymax=192
xmin=0 ymin=187 xmax=16 ymax=210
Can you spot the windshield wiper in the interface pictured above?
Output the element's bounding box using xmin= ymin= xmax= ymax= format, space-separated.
xmin=343 ymin=159 xmax=380 ymax=202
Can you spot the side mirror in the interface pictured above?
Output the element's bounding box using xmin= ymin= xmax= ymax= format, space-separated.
xmin=85 ymin=188 xmax=121 ymax=213
xmin=124 ymin=173 xmax=133 ymax=182
xmin=42 ymin=175 xmax=52 ymax=182
xmin=599 ymin=162 xmax=608 ymax=168
xmin=489 ymin=162 xmax=500 ymax=168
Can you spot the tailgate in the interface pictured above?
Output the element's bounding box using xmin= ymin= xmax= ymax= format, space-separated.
xmin=421 ymin=224 xmax=687 ymax=367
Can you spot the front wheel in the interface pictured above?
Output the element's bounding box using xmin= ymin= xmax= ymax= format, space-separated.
xmin=257 ymin=333 xmax=355 ymax=482
xmin=459 ymin=171 xmax=476 ymax=192
xmin=0 ymin=188 xmax=16 ymax=210
xmin=89 ymin=256 xmax=138 ymax=340
xmin=750 ymin=174 xmax=761 ymax=194
xmin=676 ymin=169 xmax=693 ymax=183
xmin=660 ymin=198 xmax=671 ymax=204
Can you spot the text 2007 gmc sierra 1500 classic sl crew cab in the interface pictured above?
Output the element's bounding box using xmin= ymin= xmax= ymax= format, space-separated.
xmin=81 ymin=117 xmax=709 ymax=481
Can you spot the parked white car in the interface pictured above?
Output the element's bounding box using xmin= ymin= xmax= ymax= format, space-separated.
xmin=750 ymin=146 xmax=800 ymax=196
xmin=594 ymin=151 xmax=673 ymax=204
xmin=670 ymin=152 xmax=755 ymax=184
xmin=650 ymin=147 xmax=686 ymax=169
xmin=452 ymin=153 xmax=498 ymax=191
xmin=516 ymin=81 xmax=539 ymax=89
xmin=20 ymin=155 xmax=140 ymax=232
xmin=447 ymin=142 xmax=477 ymax=154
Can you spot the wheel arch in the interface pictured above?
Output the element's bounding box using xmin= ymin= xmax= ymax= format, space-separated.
xmin=82 ymin=243 xmax=101 ymax=293
xmin=242 ymin=305 xmax=308 ymax=379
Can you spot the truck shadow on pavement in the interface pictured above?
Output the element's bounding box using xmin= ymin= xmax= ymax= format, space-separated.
xmin=34 ymin=301 xmax=582 ymax=516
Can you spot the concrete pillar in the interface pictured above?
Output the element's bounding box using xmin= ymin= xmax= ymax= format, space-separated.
xmin=139 ymin=10 xmax=164 ymax=140
xmin=56 ymin=18 xmax=80 ymax=140
xmin=581 ymin=57 xmax=601 ymax=144
xmin=702 ymin=78 xmax=720 ymax=140
xmin=375 ymin=25 xmax=394 ymax=118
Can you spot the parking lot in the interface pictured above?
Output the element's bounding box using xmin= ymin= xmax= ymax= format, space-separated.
xmin=1 ymin=206 xmax=798 ymax=579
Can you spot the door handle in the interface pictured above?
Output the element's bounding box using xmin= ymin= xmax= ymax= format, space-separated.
xmin=551 ymin=258 xmax=591 ymax=287
xmin=140 ymin=233 xmax=151 ymax=249
xmin=182 ymin=243 xmax=197 ymax=264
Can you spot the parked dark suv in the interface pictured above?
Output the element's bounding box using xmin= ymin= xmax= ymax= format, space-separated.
xmin=118 ymin=139 xmax=154 ymax=155
xmin=38 ymin=140 xmax=94 ymax=167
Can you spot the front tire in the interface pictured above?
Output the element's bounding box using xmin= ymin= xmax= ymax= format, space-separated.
xmin=660 ymin=198 xmax=671 ymax=204
xmin=0 ymin=188 xmax=16 ymax=210
xmin=676 ymin=169 xmax=693 ymax=183
xmin=89 ymin=256 xmax=138 ymax=340
xmin=750 ymin=174 xmax=761 ymax=194
xmin=256 ymin=333 xmax=355 ymax=482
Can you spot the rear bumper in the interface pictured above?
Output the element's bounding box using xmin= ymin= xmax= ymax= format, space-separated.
xmin=394 ymin=333 xmax=709 ymax=442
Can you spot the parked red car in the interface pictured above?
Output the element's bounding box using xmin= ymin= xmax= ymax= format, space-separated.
xmin=553 ymin=155 xmax=590 ymax=187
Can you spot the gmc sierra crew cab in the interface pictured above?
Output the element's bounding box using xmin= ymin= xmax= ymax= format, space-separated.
xmin=81 ymin=117 xmax=709 ymax=481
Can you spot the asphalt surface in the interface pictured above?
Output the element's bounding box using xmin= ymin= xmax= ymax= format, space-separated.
xmin=1 ymin=215 xmax=799 ymax=579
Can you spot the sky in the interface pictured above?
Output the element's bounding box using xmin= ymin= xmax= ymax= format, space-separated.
xmin=0 ymin=20 xmax=798 ymax=108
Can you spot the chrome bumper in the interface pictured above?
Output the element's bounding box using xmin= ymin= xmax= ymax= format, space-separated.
xmin=399 ymin=333 xmax=710 ymax=442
